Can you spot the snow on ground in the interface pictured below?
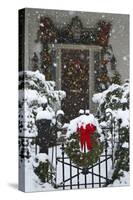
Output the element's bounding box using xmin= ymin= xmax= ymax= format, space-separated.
xmin=108 ymin=171 xmax=129 ymax=187
xmin=48 ymin=145 xmax=112 ymax=189
xmin=19 ymin=80 xmax=129 ymax=191
xmin=20 ymin=140 xmax=113 ymax=192
xmin=19 ymin=111 xmax=115 ymax=192
xmin=19 ymin=158 xmax=54 ymax=192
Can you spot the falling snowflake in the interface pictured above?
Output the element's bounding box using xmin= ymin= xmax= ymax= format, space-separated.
xmin=40 ymin=23 xmax=44 ymax=27
xmin=112 ymin=29 xmax=115 ymax=33
xmin=53 ymin=63 xmax=57 ymax=67
xmin=123 ymin=56 xmax=128 ymax=61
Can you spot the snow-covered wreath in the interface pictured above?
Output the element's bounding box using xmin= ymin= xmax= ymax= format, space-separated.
xmin=65 ymin=113 xmax=104 ymax=168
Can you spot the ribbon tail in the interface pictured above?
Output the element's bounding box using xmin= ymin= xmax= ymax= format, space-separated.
xmin=86 ymin=135 xmax=92 ymax=150
xmin=80 ymin=134 xmax=85 ymax=151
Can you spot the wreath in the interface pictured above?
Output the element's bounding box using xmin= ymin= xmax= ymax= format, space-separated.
xmin=65 ymin=122 xmax=104 ymax=168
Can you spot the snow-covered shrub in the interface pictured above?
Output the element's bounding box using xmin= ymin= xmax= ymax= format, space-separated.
xmin=19 ymin=70 xmax=66 ymax=138
xmin=19 ymin=70 xmax=65 ymax=187
xmin=92 ymin=82 xmax=129 ymax=185
xmin=33 ymin=153 xmax=53 ymax=183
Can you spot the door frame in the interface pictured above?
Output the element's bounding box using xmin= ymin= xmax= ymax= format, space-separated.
xmin=49 ymin=44 xmax=102 ymax=113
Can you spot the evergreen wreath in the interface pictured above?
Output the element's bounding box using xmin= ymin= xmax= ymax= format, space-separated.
xmin=65 ymin=132 xmax=104 ymax=168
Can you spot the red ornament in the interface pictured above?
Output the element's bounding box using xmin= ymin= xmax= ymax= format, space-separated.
xmin=77 ymin=123 xmax=96 ymax=151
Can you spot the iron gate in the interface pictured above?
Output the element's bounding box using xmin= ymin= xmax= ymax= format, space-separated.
xmin=19 ymin=112 xmax=119 ymax=189
xmin=50 ymin=112 xmax=118 ymax=189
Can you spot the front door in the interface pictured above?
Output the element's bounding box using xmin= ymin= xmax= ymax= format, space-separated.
xmin=61 ymin=49 xmax=90 ymax=121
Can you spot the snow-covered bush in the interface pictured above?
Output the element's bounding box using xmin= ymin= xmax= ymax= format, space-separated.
xmin=33 ymin=153 xmax=53 ymax=183
xmin=92 ymin=82 xmax=129 ymax=185
xmin=19 ymin=70 xmax=66 ymax=159
xmin=19 ymin=70 xmax=66 ymax=187
xmin=19 ymin=70 xmax=66 ymax=137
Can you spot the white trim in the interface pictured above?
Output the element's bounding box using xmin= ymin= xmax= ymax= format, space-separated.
xmin=49 ymin=44 xmax=102 ymax=51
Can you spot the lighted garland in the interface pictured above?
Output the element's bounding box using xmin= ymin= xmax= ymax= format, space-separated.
xmin=65 ymin=132 xmax=104 ymax=168
xmin=35 ymin=16 xmax=115 ymax=92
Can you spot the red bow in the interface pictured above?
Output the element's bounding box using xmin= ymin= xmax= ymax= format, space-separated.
xmin=77 ymin=124 xmax=96 ymax=151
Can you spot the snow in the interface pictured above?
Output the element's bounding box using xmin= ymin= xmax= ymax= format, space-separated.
xmin=79 ymin=109 xmax=84 ymax=114
xmin=20 ymin=156 xmax=54 ymax=192
xmin=122 ymin=142 xmax=128 ymax=148
xmin=123 ymin=56 xmax=127 ymax=61
xmin=48 ymin=144 xmax=112 ymax=189
xmin=116 ymin=109 xmax=129 ymax=127
xmin=21 ymin=143 xmax=112 ymax=192
xmin=19 ymin=70 xmax=66 ymax=137
xmin=32 ymin=153 xmax=50 ymax=168
xmin=85 ymin=109 xmax=90 ymax=115
xmin=92 ymin=93 xmax=103 ymax=104
xmin=19 ymin=103 xmax=38 ymax=137
xmin=36 ymin=110 xmax=53 ymax=120
xmin=25 ymin=89 xmax=47 ymax=105
xmin=92 ymin=83 xmax=129 ymax=129
xmin=120 ymin=97 xmax=127 ymax=103
xmin=104 ymin=108 xmax=129 ymax=128
xmin=92 ymin=82 xmax=129 ymax=186
xmin=66 ymin=114 xmax=102 ymax=138
xmin=110 ymin=171 xmax=129 ymax=187
xmin=40 ymin=23 xmax=44 ymax=27
xmin=53 ymin=63 xmax=57 ymax=67
xmin=56 ymin=109 xmax=64 ymax=116
xmin=92 ymin=84 xmax=121 ymax=104
xmin=112 ymin=29 xmax=115 ymax=33
xmin=100 ymin=121 xmax=107 ymax=127
xmin=19 ymin=148 xmax=55 ymax=192
xmin=24 ymin=70 xmax=46 ymax=83
xmin=19 ymin=68 xmax=129 ymax=191
xmin=20 ymin=141 xmax=114 ymax=192
xmin=62 ymin=123 xmax=69 ymax=129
